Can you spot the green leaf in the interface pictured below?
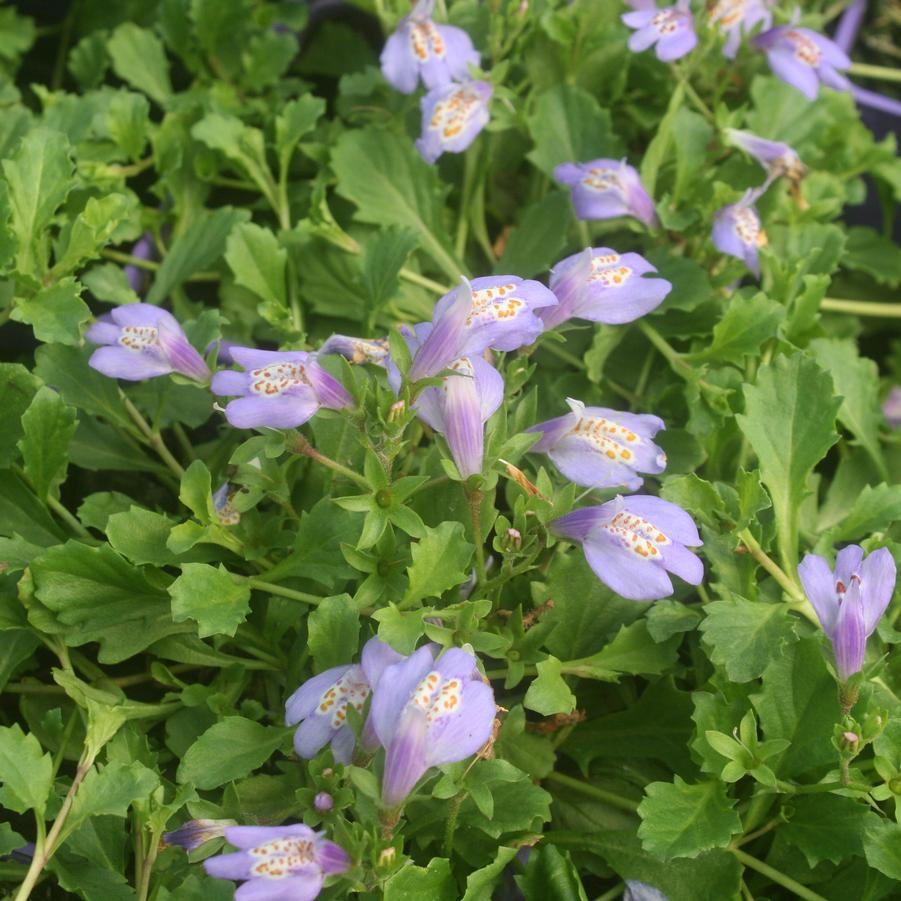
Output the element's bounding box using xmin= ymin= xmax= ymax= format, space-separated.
xmin=527 ymin=84 xmax=623 ymax=176
xmin=106 ymin=90 xmax=150 ymax=160
xmin=826 ymin=483 xmax=901 ymax=545
xmin=699 ymin=595 xmax=797 ymax=683
xmin=106 ymin=507 xmax=176 ymax=566
xmin=168 ymin=563 xmax=251 ymax=638
xmin=516 ymin=844 xmax=588 ymax=901
xmin=864 ymin=817 xmax=901 ymax=881
xmin=842 ymin=226 xmax=901 ymax=286
xmin=360 ymin=225 xmax=419 ymax=315
xmin=736 ymin=352 xmax=840 ymax=570
xmin=693 ymin=293 xmax=784 ymax=362
xmin=177 ymin=717 xmax=287 ymax=790
xmin=307 ymin=595 xmax=359 ymax=671
xmin=646 ymin=600 xmax=702 ymax=642
xmin=782 ymin=794 xmax=870 ymax=866
xmin=562 ymin=679 xmax=694 ymax=776
xmin=637 ymin=778 xmax=740 ymax=860
xmin=0 ymin=822 xmax=25 ymax=855
xmin=671 ymin=107 xmax=713 ymax=203
xmin=495 ymin=191 xmax=573 ymax=279
xmin=459 ymin=846 xmax=519 ymax=901
xmin=563 ymin=621 xmax=680 ymax=681
xmin=809 ymin=338 xmax=887 ymax=479
xmin=402 ymin=521 xmax=473 ymax=607
xmin=65 ymin=761 xmax=160 ymax=838
xmin=640 ymin=82 xmax=684 ymax=198
xmin=107 ymin=23 xmax=173 ymax=105
xmin=384 ymin=858 xmax=457 ymax=901
xmin=146 ymin=207 xmax=250 ymax=305
xmin=53 ymin=194 xmax=135 ymax=276
xmin=0 ymin=629 xmax=40 ymax=689
xmin=331 ymin=126 xmax=460 ymax=280
xmin=241 ymin=30 xmax=297 ymax=91
xmin=749 ymin=637 xmax=837 ymax=778
xmin=524 ymin=656 xmax=576 ymax=716
xmin=82 ymin=263 xmax=140 ymax=306
xmin=17 ymin=385 xmax=77 ymax=501
xmin=2 ymin=127 xmax=73 ymax=275
xmin=11 ymin=277 xmax=91 ymax=345
xmin=0 ymin=362 xmax=39 ymax=467
xmin=191 ymin=113 xmax=274 ymax=199
xmin=275 ymin=94 xmax=326 ymax=169
xmin=0 ymin=470 xmax=66 ymax=545
xmin=29 ymin=540 xmax=179 ymax=663
xmin=224 ymin=221 xmax=286 ymax=314
xmin=0 ymin=723 xmax=53 ymax=816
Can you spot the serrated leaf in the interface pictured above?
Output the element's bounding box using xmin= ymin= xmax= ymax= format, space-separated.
xmin=177 ymin=717 xmax=287 ymax=790
xmin=863 ymin=817 xmax=901 ymax=880
xmin=360 ymin=225 xmax=418 ymax=315
xmin=524 ymin=656 xmax=576 ymax=716
xmin=168 ymin=563 xmax=251 ymax=638
xmin=384 ymin=858 xmax=457 ymax=901
xmin=17 ymin=385 xmax=77 ymax=500
xmin=637 ymin=778 xmax=740 ymax=860
xmin=107 ymin=23 xmax=172 ymax=105
xmin=826 ymin=484 xmax=901 ymax=545
xmin=736 ymin=352 xmax=840 ymax=570
xmin=65 ymin=761 xmax=160 ymax=839
xmin=693 ymin=293 xmax=784 ymax=362
xmin=563 ymin=621 xmax=680 ymax=681
xmin=0 ymin=362 xmax=38 ymax=467
xmin=106 ymin=507 xmax=176 ymax=566
xmin=699 ymin=595 xmax=797 ymax=683
xmin=516 ymin=844 xmax=588 ymax=901
xmin=224 ymin=221 xmax=286 ymax=311
xmin=402 ymin=521 xmax=473 ymax=607
xmin=276 ymin=94 xmax=326 ymax=168
xmin=307 ymin=595 xmax=359 ymax=671
xmin=495 ymin=192 xmax=572 ymax=279
xmin=331 ymin=126 xmax=460 ymax=280
xmin=0 ymin=723 xmax=53 ymax=816
xmin=782 ymin=794 xmax=870 ymax=866
xmin=11 ymin=277 xmax=92 ymax=345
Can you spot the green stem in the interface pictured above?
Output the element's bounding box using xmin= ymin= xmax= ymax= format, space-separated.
xmin=288 ymin=433 xmax=369 ymax=489
xmin=821 ymin=297 xmax=901 ymax=318
xmin=848 ymin=62 xmax=901 ymax=83
xmin=544 ymin=772 xmax=639 ymax=813
xmin=731 ymin=848 xmax=828 ymax=901
xmin=101 ymin=249 xmax=159 ymax=271
xmin=443 ymin=791 xmax=465 ymax=856
xmin=119 ymin=392 xmax=186 ymax=478
xmin=593 ymin=886 xmax=624 ymax=901
xmin=466 ymin=486 xmax=488 ymax=587
xmin=245 ymin=577 xmax=326 ymax=606
xmin=731 ymin=816 xmax=781 ymax=849
xmin=399 ymin=267 xmax=450 ymax=294
xmin=455 ymin=145 xmax=479 ymax=260
xmin=12 ymin=465 xmax=91 ymax=539
xmin=737 ymin=529 xmax=812 ymax=618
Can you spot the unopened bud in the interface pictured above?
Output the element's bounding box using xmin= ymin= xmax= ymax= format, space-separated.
xmin=162 ymin=818 xmax=233 ymax=851
xmin=388 ymin=400 xmax=406 ymax=422
xmin=501 ymin=527 xmax=522 ymax=552
xmin=889 ymin=775 xmax=901 ymax=795
xmin=314 ymin=791 xmax=334 ymax=813
xmin=378 ymin=847 xmax=397 ymax=868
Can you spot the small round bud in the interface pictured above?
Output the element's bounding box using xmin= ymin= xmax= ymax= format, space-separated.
xmin=322 ymin=768 xmax=333 ymax=778
xmin=375 ymin=488 xmax=393 ymax=508
xmin=314 ymin=791 xmax=334 ymax=813
xmin=889 ymin=775 xmax=901 ymax=795
xmin=843 ymin=731 xmax=859 ymax=744
xmin=501 ymin=527 xmax=522 ymax=552
xmin=378 ymin=847 xmax=396 ymax=868
xmin=388 ymin=400 xmax=406 ymax=422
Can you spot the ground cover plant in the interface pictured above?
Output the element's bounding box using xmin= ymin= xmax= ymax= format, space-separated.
xmin=1 ymin=0 xmax=901 ymax=898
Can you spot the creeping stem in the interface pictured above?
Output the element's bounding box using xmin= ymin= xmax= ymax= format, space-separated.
xmin=288 ymin=433 xmax=370 ymax=490
xmin=466 ymin=486 xmax=488 ymax=586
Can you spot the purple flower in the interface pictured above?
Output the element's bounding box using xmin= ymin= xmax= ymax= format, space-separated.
xmin=527 ymin=398 xmax=666 ymax=491
xmin=204 ymin=823 xmax=350 ymax=901
xmin=124 ymin=232 xmax=156 ymax=294
xmin=708 ymin=0 xmax=774 ymax=59
xmin=213 ymin=482 xmax=240 ymax=526
xmin=752 ymin=26 xmax=851 ymax=101
xmin=798 ymin=546 xmax=896 ymax=681
xmin=314 ymin=792 xmax=334 ymax=813
xmin=211 ymin=347 xmax=353 ymax=430
xmin=883 ymin=386 xmax=901 ymax=429
xmin=408 ymin=276 xmax=557 ymax=381
xmin=540 ymin=247 xmax=671 ymax=329
xmin=622 ymin=1 xmax=698 ymax=62
xmin=163 ymin=819 xmax=233 ymax=852
xmin=380 ymin=0 xmax=479 ymax=95
xmin=624 ymin=881 xmax=670 ymax=901
xmin=834 ymin=0 xmax=866 ymax=55
xmin=369 ymin=645 xmax=496 ymax=809
xmin=416 ymin=80 xmax=493 ymax=164
xmin=86 ymin=303 xmax=210 ymax=383
xmin=551 ymin=495 xmax=703 ymax=601
xmin=711 ymin=189 xmax=767 ymax=276
xmin=553 ymin=159 xmax=659 ymax=228
xmin=723 ymin=128 xmax=807 ymax=186
xmin=319 ymin=334 xmax=389 ymax=367
xmin=285 ymin=638 xmax=403 ymax=764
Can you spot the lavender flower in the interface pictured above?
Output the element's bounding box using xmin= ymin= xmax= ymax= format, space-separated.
xmin=883 ymin=386 xmax=901 ymax=429
xmin=123 ymin=232 xmax=156 ymax=294
xmin=528 ymin=398 xmax=666 ymax=491
xmin=723 ymin=128 xmax=807 ymax=187
xmin=314 ymin=792 xmax=334 ymax=813
xmin=624 ymin=881 xmax=671 ymax=901
xmin=285 ymin=638 xmax=403 ymax=764
xmin=711 ymin=189 xmax=767 ymax=276
xmin=319 ymin=334 xmax=389 ymax=367
xmin=708 ymin=0 xmax=774 ymax=59
xmin=86 ymin=303 xmax=210 ymax=383
xmin=211 ymin=347 xmax=353 ymax=430
xmin=551 ymin=495 xmax=703 ymax=601
xmin=553 ymin=159 xmax=659 ymax=228
xmin=408 ymin=276 xmax=557 ymax=381
xmin=834 ymin=0 xmax=867 ymax=55
xmin=213 ymin=483 xmax=240 ymax=526
xmin=204 ymin=823 xmax=350 ymax=901
xmin=380 ymin=0 xmax=479 ymax=94
xmin=622 ymin=1 xmax=698 ymax=62
xmin=416 ymin=80 xmax=493 ymax=164
xmin=369 ymin=645 xmax=496 ymax=809
xmin=540 ymin=247 xmax=671 ymax=329
xmin=798 ymin=546 xmax=896 ymax=681
xmin=752 ymin=25 xmax=851 ymax=101
xmin=163 ymin=819 xmax=233 ymax=851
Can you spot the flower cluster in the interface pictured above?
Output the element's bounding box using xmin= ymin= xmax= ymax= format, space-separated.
xmin=287 ymin=638 xmax=496 ymax=812
xmin=380 ymin=0 xmax=490 ymax=164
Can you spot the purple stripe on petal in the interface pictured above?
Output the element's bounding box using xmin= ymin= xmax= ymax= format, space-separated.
xmin=382 ymin=705 xmax=430 ymax=808
xmin=798 ymin=553 xmax=840 ymax=636
xmin=157 ymin=322 xmax=210 ymax=382
xmin=318 ymin=841 xmax=351 ymax=875
xmin=426 ymin=679 xmax=495 ymax=766
xmin=832 ymin=580 xmax=867 ymax=680
xmin=444 ymin=363 xmax=485 ymax=478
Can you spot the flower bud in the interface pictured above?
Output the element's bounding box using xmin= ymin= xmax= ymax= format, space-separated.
xmin=314 ymin=791 xmax=334 ymax=813
xmin=388 ymin=400 xmax=406 ymax=422
xmin=162 ymin=819 xmax=233 ymax=851
xmin=501 ymin=527 xmax=522 ymax=552
xmin=378 ymin=847 xmax=397 ymax=868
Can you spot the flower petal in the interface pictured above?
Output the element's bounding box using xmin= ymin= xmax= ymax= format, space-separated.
xmin=234 ymin=874 xmax=324 ymax=901
xmin=223 ymin=393 xmax=319 ymax=429
xmin=89 ymin=346 xmax=172 ymax=381
xmin=285 ymin=666 xmax=352 ymax=724
xmin=798 ymin=553 xmax=839 ymax=636
xmin=859 ymin=547 xmax=896 ymax=635
xmin=425 ymin=679 xmax=495 ymax=766
xmin=583 ymin=532 xmax=674 ymax=600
